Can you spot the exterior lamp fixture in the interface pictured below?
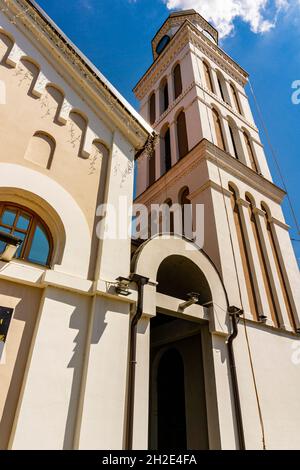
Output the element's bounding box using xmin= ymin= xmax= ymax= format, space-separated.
xmin=179 ymin=292 xmax=201 ymax=311
xmin=228 ymin=306 xmax=243 ymax=316
xmin=115 ymin=277 xmax=132 ymax=297
xmin=258 ymin=315 xmax=268 ymax=324
xmin=0 ymin=231 xmax=22 ymax=262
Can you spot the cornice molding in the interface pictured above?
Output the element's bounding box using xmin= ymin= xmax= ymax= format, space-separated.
xmin=237 ymin=198 xmax=250 ymax=208
xmin=189 ymin=27 xmax=248 ymax=86
xmin=153 ymin=79 xmax=195 ymax=127
xmin=203 ymin=140 xmax=286 ymax=203
xmin=194 ymin=83 xmax=259 ymax=133
xmin=189 ymin=181 xmax=232 ymax=200
xmin=149 ymin=76 xmax=258 ymax=135
xmin=271 ymin=217 xmax=290 ymax=231
xmin=135 ymin=139 xmax=286 ymax=206
xmin=253 ymin=207 xmax=266 ymax=217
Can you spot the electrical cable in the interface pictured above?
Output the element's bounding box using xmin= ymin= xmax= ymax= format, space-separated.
xmin=194 ymin=47 xmax=267 ymax=449
xmin=249 ymin=79 xmax=300 ymax=236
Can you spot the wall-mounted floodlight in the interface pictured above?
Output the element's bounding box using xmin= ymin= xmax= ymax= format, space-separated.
xmin=179 ymin=292 xmax=201 ymax=311
xmin=258 ymin=315 xmax=268 ymax=324
xmin=115 ymin=277 xmax=132 ymax=297
xmin=0 ymin=231 xmax=22 ymax=262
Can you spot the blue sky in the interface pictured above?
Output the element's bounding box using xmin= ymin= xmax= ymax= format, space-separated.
xmin=35 ymin=0 xmax=300 ymax=261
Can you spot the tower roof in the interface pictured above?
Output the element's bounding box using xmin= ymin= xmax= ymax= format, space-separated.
xmin=169 ymin=9 xmax=198 ymax=18
xmin=152 ymin=9 xmax=218 ymax=60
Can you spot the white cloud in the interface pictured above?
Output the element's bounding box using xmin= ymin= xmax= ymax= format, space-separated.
xmin=163 ymin=0 xmax=290 ymax=37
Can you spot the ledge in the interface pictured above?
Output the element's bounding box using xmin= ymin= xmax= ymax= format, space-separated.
xmin=135 ymin=138 xmax=286 ymax=205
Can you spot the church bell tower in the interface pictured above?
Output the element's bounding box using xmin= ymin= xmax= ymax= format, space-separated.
xmin=134 ymin=9 xmax=300 ymax=332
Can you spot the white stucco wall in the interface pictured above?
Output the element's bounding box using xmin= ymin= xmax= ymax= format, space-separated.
xmin=235 ymin=322 xmax=300 ymax=450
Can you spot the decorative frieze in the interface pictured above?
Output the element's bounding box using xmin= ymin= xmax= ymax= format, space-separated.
xmin=0 ymin=0 xmax=151 ymax=149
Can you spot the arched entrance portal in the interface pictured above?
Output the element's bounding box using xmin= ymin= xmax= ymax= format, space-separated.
xmin=149 ymin=254 xmax=212 ymax=450
xmin=156 ymin=254 xmax=212 ymax=304
xmin=132 ymin=235 xmax=230 ymax=450
xmin=149 ymin=313 xmax=210 ymax=450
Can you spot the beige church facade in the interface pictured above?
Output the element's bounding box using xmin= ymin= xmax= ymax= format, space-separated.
xmin=0 ymin=1 xmax=299 ymax=450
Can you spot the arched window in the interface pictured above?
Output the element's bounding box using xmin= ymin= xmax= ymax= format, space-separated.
xmin=246 ymin=196 xmax=280 ymax=327
xmin=217 ymin=76 xmax=225 ymax=101
xmin=212 ymin=109 xmax=226 ymax=151
xmin=161 ymin=127 xmax=171 ymax=174
xmin=173 ymin=64 xmax=183 ymax=100
xmin=229 ymin=187 xmax=260 ymax=320
xmin=243 ymin=132 xmax=258 ymax=173
xmin=203 ymin=61 xmax=214 ymax=93
xmin=149 ymin=92 xmax=156 ymax=125
xmin=216 ymin=72 xmax=228 ymax=104
xmin=0 ymin=203 xmax=52 ymax=266
xmin=176 ymin=110 xmax=188 ymax=159
xmin=180 ymin=187 xmax=190 ymax=206
xmin=261 ymin=204 xmax=296 ymax=330
xmin=149 ymin=149 xmax=156 ymax=186
xmin=230 ymin=83 xmax=242 ymax=115
xmin=228 ymin=123 xmax=239 ymax=160
xmin=160 ymin=79 xmax=169 ymax=115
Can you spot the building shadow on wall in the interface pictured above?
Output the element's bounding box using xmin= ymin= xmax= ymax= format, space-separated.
xmin=62 ymin=297 xmax=108 ymax=450
xmin=0 ymin=283 xmax=43 ymax=450
xmin=87 ymin=144 xmax=109 ymax=281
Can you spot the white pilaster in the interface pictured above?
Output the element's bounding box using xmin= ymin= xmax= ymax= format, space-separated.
xmin=238 ymin=92 xmax=255 ymax=124
xmin=210 ymin=68 xmax=220 ymax=99
xmin=98 ymin=130 xmax=134 ymax=282
xmin=167 ymin=73 xmax=174 ymax=104
xmin=252 ymin=140 xmax=271 ymax=180
xmin=223 ymin=196 xmax=253 ymax=319
xmin=253 ymin=208 xmax=285 ymax=328
xmin=185 ymin=100 xmax=203 ymax=148
xmin=238 ymin=200 xmax=269 ymax=321
xmin=271 ymin=222 xmax=300 ymax=330
xmin=155 ymin=87 xmax=160 ymax=122
xmin=170 ymin=121 xmax=178 ymax=166
xmin=222 ymin=79 xmax=232 ymax=106
xmin=221 ymin=118 xmax=232 ymax=154
xmin=132 ymin=316 xmax=151 ymax=450
xmin=10 ymin=287 xmax=90 ymax=450
xmin=78 ymin=296 xmax=131 ymax=449
xmin=237 ymin=128 xmax=250 ymax=166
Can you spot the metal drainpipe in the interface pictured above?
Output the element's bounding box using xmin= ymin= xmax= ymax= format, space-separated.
xmin=125 ymin=273 xmax=149 ymax=450
xmin=227 ymin=307 xmax=246 ymax=450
